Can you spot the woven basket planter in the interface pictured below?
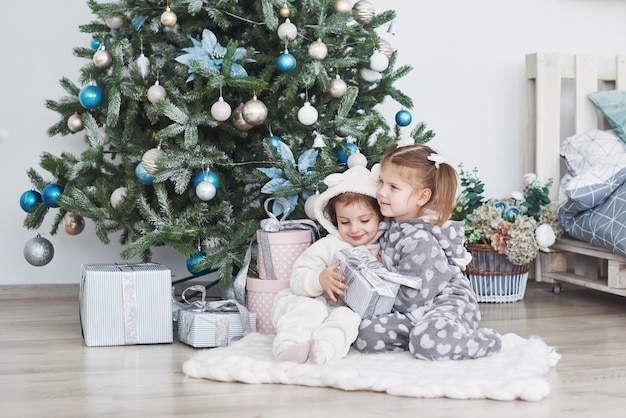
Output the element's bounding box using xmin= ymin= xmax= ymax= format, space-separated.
xmin=465 ymin=244 xmax=530 ymax=303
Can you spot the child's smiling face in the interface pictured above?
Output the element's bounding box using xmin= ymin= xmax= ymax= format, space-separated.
xmin=334 ymin=200 xmax=381 ymax=246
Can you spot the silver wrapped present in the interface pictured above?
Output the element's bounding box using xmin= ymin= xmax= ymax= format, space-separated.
xmin=80 ymin=263 xmax=173 ymax=347
xmin=333 ymin=248 xmax=421 ymax=319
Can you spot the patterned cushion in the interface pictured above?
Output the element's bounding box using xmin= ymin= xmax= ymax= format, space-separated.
xmin=560 ymin=129 xmax=626 ymax=176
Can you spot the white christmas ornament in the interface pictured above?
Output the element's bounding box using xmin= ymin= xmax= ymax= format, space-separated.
xmin=329 ymin=76 xmax=348 ymax=98
xmin=277 ymin=18 xmax=298 ymax=41
xmin=147 ymin=80 xmax=166 ymax=103
xmin=195 ymin=181 xmax=217 ymax=201
xmin=304 ymin=194 xmax=320 ymax=220
xmin=333 ymin=0 xmax=352 ymax=13
xmin=360 ymin=67 xmax=381 ymax=82
xmin=142 ymin=147 xmax=164 ymax=174
xmin=211 ymin=97 xmax=232 ymax=121
xmin=308 ymin=39 xmax=328 ymax=60
xmin=136 ymin=53 xmax=150 ymax=78
xmin=347 ymin=151 xmax=368 ymax=168
xmin=369 ymin=50 xmax=389 ymax=72
xmin=312 ymin=133 xmax=326 ymax=148
xmin=298 ymin=102 xmax=318 ymax=125
xmin=110 ymin=187 xmax=127 ymax=208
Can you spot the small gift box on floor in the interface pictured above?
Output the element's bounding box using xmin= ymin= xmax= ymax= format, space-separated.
xmin=176 ymin=285 xmax=257 ymax=348
xmin=80 ymin=263 xmax=173 ymax=347
xmin=245 ymin=277 xmax=290 ymax=334
xmin=333 ymin=248 xmax=422 ymax=319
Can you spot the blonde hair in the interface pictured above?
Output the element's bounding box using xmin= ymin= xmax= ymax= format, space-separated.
xmin=380 ymin=143 xmax=458 ymax=225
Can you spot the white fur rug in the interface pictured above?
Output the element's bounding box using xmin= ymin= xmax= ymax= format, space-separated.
xmin=183 ymin=332 xmax=560 ymax=402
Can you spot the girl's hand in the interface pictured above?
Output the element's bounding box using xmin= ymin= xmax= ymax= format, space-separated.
xmin=318 ymin=260 xmax=348 ymax=303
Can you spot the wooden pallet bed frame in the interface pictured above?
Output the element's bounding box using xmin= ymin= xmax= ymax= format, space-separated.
xmin=526 ymin=52 xmax=626 ymax=297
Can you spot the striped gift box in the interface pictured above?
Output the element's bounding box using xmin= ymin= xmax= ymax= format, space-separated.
xmin=177 ymin=309 xmax=257 ymax=348
xmin=79 ymin=263 xmax=173 ymax=347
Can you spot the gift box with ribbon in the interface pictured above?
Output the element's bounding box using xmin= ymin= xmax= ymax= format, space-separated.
xmin=333 ymin=248 xmax=422 ymax=319
xmin=245 ymin=277 xmax=290 ymax=334
xmin=79 ymin=263 xmax=173 ymax=347
xmin=175 ymin=285 xmax=256 ymax=348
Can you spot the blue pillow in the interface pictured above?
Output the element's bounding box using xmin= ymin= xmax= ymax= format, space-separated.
xmin=588 ymin=90 xmax=626 ymax=143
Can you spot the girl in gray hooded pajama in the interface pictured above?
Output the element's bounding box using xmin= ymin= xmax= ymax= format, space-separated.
xmin=354 ymin=144 xmax=503 ymax=361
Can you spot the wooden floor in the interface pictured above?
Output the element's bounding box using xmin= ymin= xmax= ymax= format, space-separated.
xmin=1 ymin=280 xmax=625 ymax=418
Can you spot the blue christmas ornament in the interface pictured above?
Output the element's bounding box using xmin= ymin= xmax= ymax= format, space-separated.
xmin=268 ymin=135 xmax=282 ymax=152
xmin=193 ymin=170 xmax=220 ymax=189
xmin=90 ymin=38 xmax=101 ymax=51
xmin=135 ymin=162 xmax=153 ymax=185
xmin=395 ymin=109 xmax=413 ymax=127
xmin=20 ymin=190 xmax=42 ymax=212
xmin=277 ymin=52 xmax=296 ymax=72
xmin=79 ymin=85 xmax=103 ymax=109
xmin=336 ymin=142 xmax=359 ymax=164
xmin=41 ymin=184 xmax=64 ymax=208
xmin=186 ymin=252 xmax=212 ymax=275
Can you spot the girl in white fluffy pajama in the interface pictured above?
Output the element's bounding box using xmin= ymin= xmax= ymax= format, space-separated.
xmin=271 ymin=165 xmax=384 ymax=364
xmin=354 ymin=143 xmax=523 ymax=360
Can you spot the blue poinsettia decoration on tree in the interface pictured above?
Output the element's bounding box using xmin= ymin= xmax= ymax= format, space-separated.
xmin=175 ymin=29 xmax=250 ymax=81
xmin=258 ymin=140 xmax=318 ymax=216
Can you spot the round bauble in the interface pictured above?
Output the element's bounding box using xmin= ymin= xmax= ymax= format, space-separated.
xmin=105 ymin=15 xmax=123 ymax=29
xmin=193 ymin=170 xmax=220 ymax=189
xmin=277 ymin=18 xmax=298 ymax=41
xmin=242 ymin=96 xmax=268 ymax=126
xmin=135 ymin=162 xmax=154 ymax=185
xmin=24 ymin=234 xmax=54 ymax=267
xmin=147 ymin=82 xmax=166 ymax=103
xmin=142 ymin=147 xmax=164 ymax=174
xmin=297 ymin=102 xmax=318 ymax=125
xmin=210 ymin=97 xmax=232 ymax=121
xmin=333 ymin=0 xmax=353 ymax=13
xmin=160 ymin=7 xmax=177 ymax=27
xmin=186 ymin=251 xmax=211 ymax=275
xmin=20 ymin=190 xmax=42 ymax=213
xmin=110 ymin=187 xmax=127 ymax=208
xmin=277 ymin=52 xmax=296 ymax=72
xmin=63 ymin=213 xmax=85 ymax=235
xmin=395 ymin=109 xmax=413 ymax=127
xmin=136 ymin=53 xmax=150 ymax=78
xmin=308 ymin=40 xmax=328 ymax=60
xmin=353 ymin=0 xmax=375 ymax=24
xmin=79 ymin=85 xmax=103 ymax=109
xmin=67 ymin=113 xmax=84 ymax=133
xmin=42 ymin=183 xmax=64 ymax=208
xmin=280 ymin=4 xmax=290 ymax=18
xmin=360 ymin=67 xmax=381 ymax=83
xmin=268 ymin=135 xmax=282 ymax=152
xmin=304 ymin=193 xmax=320 ymax=220
xmin=347 ymin=151 xmax=368 ymax=168
xmin=377 ymin=38 xmax=394 ymax=59
xmin=232 ymin=104 xmax=254 ymax=131
xmin=98 ymin=126 xmax=110 ymax=145
xmin=336 ymin=142 xmax=358 ymax=164
xmin=329 ymin=77 xmax=348 ymax=98
xmin=195 ymin=181 xmax=217 ymax=201
xmin=93 ymin=47 xmax=112 ymax=69
xmin=90 ymin=38 xmax=101 ymax=51
xmin=369 ymin=50 xmax=389 ymax=72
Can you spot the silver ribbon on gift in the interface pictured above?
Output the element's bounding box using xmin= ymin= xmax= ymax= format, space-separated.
xmin=231 ymin=197 xmax=319 ymax=303
xmin=176 ymin=285 xmax=253 ymax=347
xmin=115 ymin=263 xmax=156 ymax=345
xmin=339 ymin=248 xmax=422 ymax=290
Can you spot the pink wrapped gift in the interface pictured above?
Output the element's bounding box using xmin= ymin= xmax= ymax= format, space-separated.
xmin=246 ymin=277 xmax=290 ymax=334
xmin=257 ymin=228 xmax=313 ymax=281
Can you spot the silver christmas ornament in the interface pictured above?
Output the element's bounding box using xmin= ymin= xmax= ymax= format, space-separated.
xmin=93 ymin=46 xmax=113 ymax=69
xmin=142 ymin=147 xmax=164 ymax=174
xmin=308 ymin=39 xmax=328 ymax=60
xmin=241 ymin=96 xmax=268 ymax=126
xmin=232 ymin=104 xmax=254 ymax=131
xmin=195 ymin=181 xmax=217 ymax=201
xmin=329 ymin=76 xmax=348 ymax=98
xmin=136 ymin=53 xmax=150 ymax=78
xmin=67 ymin=113 xmax=84 ymax=132
xmin=24 ymin=234 xmax=54 ymax=267
xmin=110 ymin=187 xmax=127 ymax=208
xmin=334 ymin=0 xmax=352 ymax=13
xmin=353 ymin=0 xmax=375 ymax=24
xmin=160 ymin=7 xmax=177 ymax=27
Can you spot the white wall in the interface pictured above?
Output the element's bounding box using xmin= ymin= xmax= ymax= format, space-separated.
xmin=2 ymin=0 xmax=626 ymax=285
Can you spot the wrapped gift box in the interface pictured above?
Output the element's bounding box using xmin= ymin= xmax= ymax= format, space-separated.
xmin=79 ymin=263 xmax=173 ymax=347
xmin=333 ymin=249 xmax=402 ymax=319
xmin=177 ymin=300 xmax=257 ymax=348
xmin=246 ymin=277 xmax=290 ymax=334
xmin=257 ymin=228 xmax=313 ymax=281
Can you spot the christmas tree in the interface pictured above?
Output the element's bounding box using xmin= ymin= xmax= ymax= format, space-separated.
xmin=21 ymin=0 xmax=433 ymax=291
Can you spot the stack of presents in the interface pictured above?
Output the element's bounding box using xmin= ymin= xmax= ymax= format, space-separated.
xmin=79 ymin=205 xmax=410 ymax=348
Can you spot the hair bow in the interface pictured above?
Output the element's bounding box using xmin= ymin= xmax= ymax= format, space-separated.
xmin=427 ymin=153 xmax=445 ymax=168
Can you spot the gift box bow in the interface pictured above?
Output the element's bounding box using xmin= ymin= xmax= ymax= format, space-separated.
xmin=259 ymin=197 xmax=319 ymax=237
xmin=337 ymin=248 xmax=422 ymax=291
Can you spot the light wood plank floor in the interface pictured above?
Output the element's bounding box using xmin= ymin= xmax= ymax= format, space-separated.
xmin=1 ymin=280 xmax=625 ymax=418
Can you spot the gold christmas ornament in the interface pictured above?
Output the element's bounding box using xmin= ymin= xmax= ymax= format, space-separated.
xmin=242 ymin=96 xmax=268 ymax=126
xmin=63 ymin=213 xmax=85 ymax=235
xmin=67 ymin=113 xmax=84 ymax=133
xmin=334 ymin=0 xmax=353 ymax=13
xmin=93 ymin=46 xmax=112 ymax=69
xmin=329 ymin=76 xmax=348 ymax=98
xmin=280 ymin=3 xmax=290 ymax=18
xmin=141 ymin=147 xmax=164 ymax=174
xmin=308 ymin=39 xmax=328 ymax=60
xmin=160 ymin=6 xmax=177 ymax=27
xmin=353 ymin=0 xmax=375 ymax=24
